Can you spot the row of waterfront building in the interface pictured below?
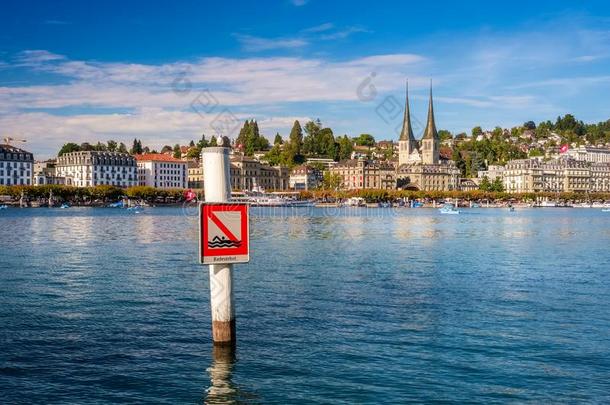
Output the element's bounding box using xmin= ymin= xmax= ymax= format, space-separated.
xmin=0 ymin=144 xmax=292 ymax=191
xmin=3 ymin=82 xmax=610 ymax=194
xmin=4 ymin=142 xmax=610 ymax=194
xmin=480 ymin=155 xmax=610 ymax=193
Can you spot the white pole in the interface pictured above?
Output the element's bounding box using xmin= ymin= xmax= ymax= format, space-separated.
xmin=202 ymin=147 xmax=235 ymax=346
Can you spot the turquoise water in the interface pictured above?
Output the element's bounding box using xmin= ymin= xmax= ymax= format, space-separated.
xmin=1 ymin=206 xmax=609 ymax=403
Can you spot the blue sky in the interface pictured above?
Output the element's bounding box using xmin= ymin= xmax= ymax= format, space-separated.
xmin=2 ymin=0 xmax=610 ymax=158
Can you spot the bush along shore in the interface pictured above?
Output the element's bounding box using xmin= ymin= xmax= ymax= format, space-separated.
xmin=2 ymin=185 xmax=610 ymax=207
xmin=0 ymin=185 xmax=194 ymax=207
xmin=298 ymin=189 xmax=610 ymax=205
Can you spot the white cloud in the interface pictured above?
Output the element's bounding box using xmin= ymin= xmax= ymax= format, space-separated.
xmin=0 ymin=110 xmax=308 ymax=159
xmin=320 ymin=26 xmax=370 ymax=40
xmin=234 ymin=34 xmax=308 ymax=51
xmin=0 ymin=52 xmax=427 ymax=112
xmin=290 ymin=0 xmax=308 ymax=6
xmin=301 ymin=23 xmax=334 ymax=33
xmin=0 ymin=51 xmax=429 ymax=157
xmin=16 ymin=50 xmax=66 ymax=64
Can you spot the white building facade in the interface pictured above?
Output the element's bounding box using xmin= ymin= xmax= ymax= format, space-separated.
xmin=289 ymin=165 xmax=322 ymax=190
xmin=566 ymin=145 xmax=610 ymax=164
xmin=478 ymin=165 xmax=505 ymax=181
xmin=0 ymin=144 xmax=34 ymax=186
xmin=136 ymin=154 xmax=188 ymax=189
xmin=56 ymin=151 xmax=137 ymax=187
xmin=503 ymin=157 xmax=610 ymax=193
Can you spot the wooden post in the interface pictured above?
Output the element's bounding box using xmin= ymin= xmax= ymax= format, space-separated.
xmin=202 ymin=147 xmax=236 ymax=346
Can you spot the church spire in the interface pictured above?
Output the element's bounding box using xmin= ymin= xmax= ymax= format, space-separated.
xmin=422 ymin=80 xmax=438 ymax=140
xmin=399 ymin=80 xmax=415 ymax=142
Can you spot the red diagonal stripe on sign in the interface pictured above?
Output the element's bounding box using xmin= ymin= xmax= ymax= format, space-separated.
xmin=208 ymin=210 xmax=239 ymax=242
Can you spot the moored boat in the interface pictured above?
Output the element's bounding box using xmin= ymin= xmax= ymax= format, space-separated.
xmin=345 ymin=197 xmax=365 ymax=207
xmin=439 ymin=204 xmax=460 ymax=215
xmin=538 ymin=200 xmax=558 ymax=208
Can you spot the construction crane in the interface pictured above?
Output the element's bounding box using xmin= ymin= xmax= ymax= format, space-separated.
xmin=3 ymin=137 xmax=27 ymax=146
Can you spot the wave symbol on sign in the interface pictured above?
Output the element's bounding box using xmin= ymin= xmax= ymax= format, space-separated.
xmin=208 ymin=236 xmax=242 ymax=248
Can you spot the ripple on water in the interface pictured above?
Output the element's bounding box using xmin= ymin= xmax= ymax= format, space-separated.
xmin=1 ymin=207 xmax=610 ymax=403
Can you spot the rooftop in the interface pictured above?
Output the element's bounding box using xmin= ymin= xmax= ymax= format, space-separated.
xmin=135 ymin=153 xmax=186 ymax=163
xmin=0 ymin=144 xmax=32 ymax=154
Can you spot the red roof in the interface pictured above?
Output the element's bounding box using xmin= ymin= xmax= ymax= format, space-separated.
xmin=135 ymin=154 xmax=185 ymax=163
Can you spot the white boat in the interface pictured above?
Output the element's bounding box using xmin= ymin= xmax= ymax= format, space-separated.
xmin=246 ymin=196 xmax=305 ymax=207
xmin=345 ymin=197 xmax=365 ymax=207
xmin=602 ymin=208 xmax=610 ymax=212
xmin=234 ymin=185 xmax=313 ymax=207
xmin=60 ymin=203 xmax=70 ymax=209
xmin=538 ymin=200 xmax=558 ymax=208
xmin=0 ymin=205 xmax=8 ymax=210
xmin=439 ymin=204 xmax=460 ymax=215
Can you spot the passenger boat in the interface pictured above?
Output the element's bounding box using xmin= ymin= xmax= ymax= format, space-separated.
xmin=233 ymin=185 xmax=314 ymax=207
xmin=245 ymin=195 xmax=312 ymax=207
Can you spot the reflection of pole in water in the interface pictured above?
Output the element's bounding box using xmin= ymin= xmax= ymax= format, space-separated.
xmin=205 ymin=345 xmax=237 ymax=404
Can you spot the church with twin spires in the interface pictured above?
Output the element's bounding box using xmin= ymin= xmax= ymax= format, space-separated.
xmin=395 ymin=82 xmax=460 ymax=191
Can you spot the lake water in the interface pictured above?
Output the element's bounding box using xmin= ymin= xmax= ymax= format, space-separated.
xmin=1 ymin=206 xmax=609 ymax=403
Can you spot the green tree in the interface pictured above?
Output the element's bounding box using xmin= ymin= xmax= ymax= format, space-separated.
xmin=337 ymin=135 xmax=353 ymax=161
xmin=322 ymin=171 xmax=343 ymax=190
xmin=209 ymin=136 xmax=217 ymax=147
xmin=186 ymin=147 xmax=201 ymax=159
xmin=523 ymin=121 xmax=536 ymax=130
xmin=173 ymin=144 xmax=181 ymax=159
xmin=289 ymin=120 xmax=303 ymax=156
xmin=263 ymin=144 xmax=282 ymax=166
xmin=236 ymin=120 xmax=250 ymax=150
xmin=80 ymin=142 xmax=93 ymax=151
xmin=197 ymin=133 xmax=209 ymax=149
xmin=107 ymin=140 xmax=117 ymax=152
xmin=319 ymin=128 xmax=336 ymax=159
xmin=58 ymin=143 xmax=81 ymax=156
xmin=354 ymin=133 xmax=375 ymax=147
xmin=131 ymin=139 xmax=143 ymax=155
xmin=471 ymin=126 xmax=483 ymax=138
xmin=118 ymin=142 xmax=128 ymax=154
xmin=452 ymin=149 xmax=466 ymax=175
xmin=479 ymin=176 xmax=492 ymax=191
xmin=303 ymin=120 xmax=322 ymax=155
xmin=438 ymin=129 xmax=453 ymax=141
xmin=94 ymin=141 xmax=107 ymax=151
xmin=491 ymin=177 xmax=504 ymax=192
xmin=274 ymin=133 xmax=283 ymax=145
